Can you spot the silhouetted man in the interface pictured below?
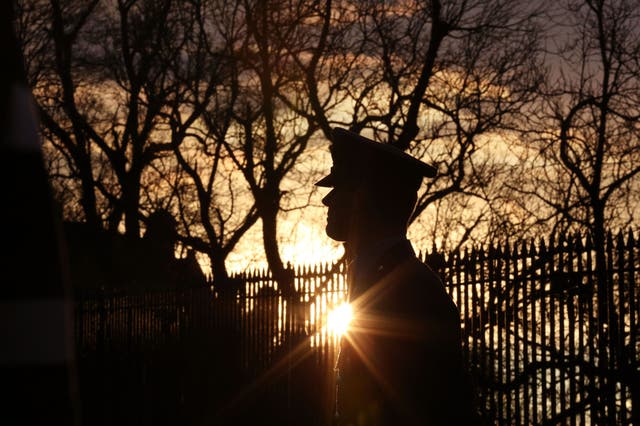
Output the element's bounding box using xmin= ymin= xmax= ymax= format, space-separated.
xmin=318 ymin=128 xmax=477 ymax=425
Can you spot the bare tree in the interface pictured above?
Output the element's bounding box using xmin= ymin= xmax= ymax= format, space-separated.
xmin=204 ymin=0 xmax=332 ymax=293
xmin=162 ymin=0 xmax=260 ymax=284
xmin=513 ymin=0 xmax=640 ymax=421
xmin=16 ymin=0 xmax=102 ymax=227
xmin=520 ymin=1 xmax=640 ymax=235
xmin=19 ymin=0 xmax=198 ymax=238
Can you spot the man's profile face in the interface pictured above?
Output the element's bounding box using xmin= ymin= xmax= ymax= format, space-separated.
xmin=321 ymin=183 xmax=357 ymax=242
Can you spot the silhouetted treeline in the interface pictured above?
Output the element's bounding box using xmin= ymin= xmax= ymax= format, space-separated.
xmin=63 ymin=210 xmax=207 ymax=292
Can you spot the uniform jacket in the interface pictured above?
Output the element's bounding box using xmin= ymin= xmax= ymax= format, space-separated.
xmin=334 ymin=239 xmax=477 ymax=425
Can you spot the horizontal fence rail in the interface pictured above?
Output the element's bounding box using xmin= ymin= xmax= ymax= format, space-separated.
xmin=75 ymin=231 xmax=640 ymax=425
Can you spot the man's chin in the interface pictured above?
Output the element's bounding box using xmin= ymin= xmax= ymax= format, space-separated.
xmin=325 ymin=224 xmax=347 ymax=242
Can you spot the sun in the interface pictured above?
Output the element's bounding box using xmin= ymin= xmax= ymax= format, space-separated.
xmin=327 ymin=303 xmax=353 ymax=336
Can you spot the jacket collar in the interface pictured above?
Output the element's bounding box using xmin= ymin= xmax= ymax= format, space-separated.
xmin=348 ymin=238 xmax=416 ymax=301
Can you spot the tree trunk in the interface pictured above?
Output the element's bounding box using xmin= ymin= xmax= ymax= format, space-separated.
xmin=77 ymin=154 xmax=99 ymax=228
xmin=122 ymin=171 xmax=141 ymax=239
xmin=592 ymin=205 xmax=617 ymax=423
xmin=211 ymin=253 xmax=237 ymax=298
xmin=261 ymin=202 xmax=294 ymax=296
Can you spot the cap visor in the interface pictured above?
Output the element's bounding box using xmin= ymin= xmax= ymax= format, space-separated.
xmin=422 ymin=163 xmax=437 ymax=178
xmin=315 ymin=174 xmax=335 ymax=187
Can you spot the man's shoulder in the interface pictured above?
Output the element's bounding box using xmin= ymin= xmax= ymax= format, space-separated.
xmin=404 ymin=255 xmax=441 ymax=280
xmin=395 ymin=257 xmax=458 ymax=317
xmin=400 ymin=256 xmax=445 ymax=292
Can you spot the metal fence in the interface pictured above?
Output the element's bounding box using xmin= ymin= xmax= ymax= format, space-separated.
xmin=75 ymin=231 xmax=640 ymax=425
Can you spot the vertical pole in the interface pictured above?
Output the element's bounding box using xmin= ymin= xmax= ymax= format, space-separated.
xmin=541 ymin=238 xmax=549 ymax=423
xmin=628 ymin=231 xmax=639 ymax=425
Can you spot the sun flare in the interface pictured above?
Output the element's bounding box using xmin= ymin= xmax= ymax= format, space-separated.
xmin=327 ymin=303 xmax=353 ymax=336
